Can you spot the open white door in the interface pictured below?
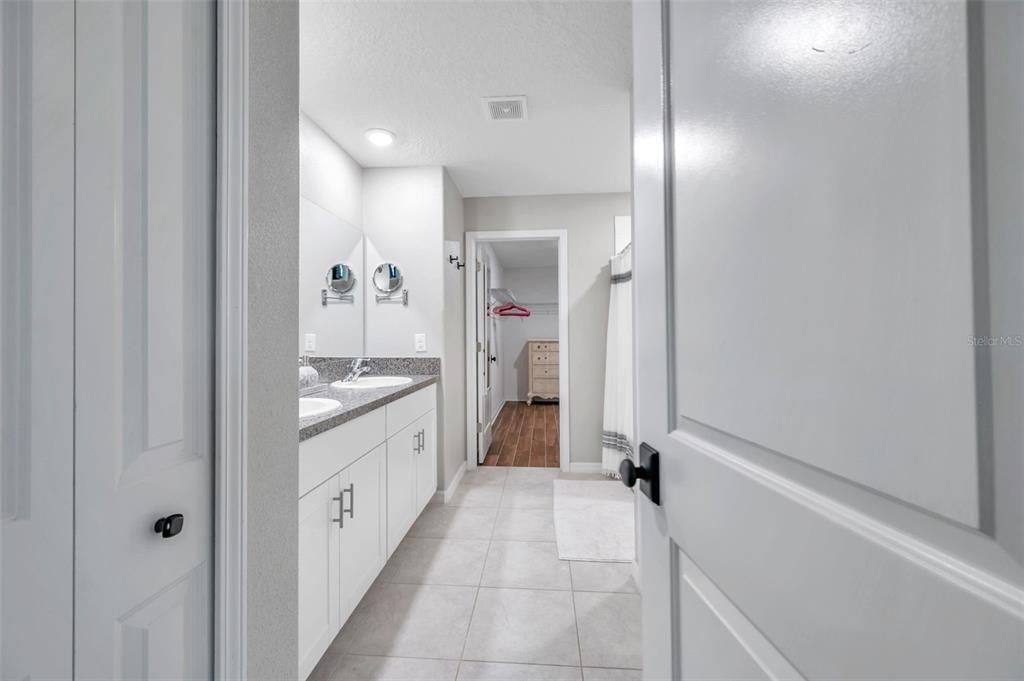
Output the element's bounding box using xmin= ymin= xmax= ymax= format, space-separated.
xmin=632 ymin=1 xmax=1024 ymax=679
xmin=475 ymin=254 xmax=494 ymax=462
xmin=74 ymin=0 xmax=216 ymax=677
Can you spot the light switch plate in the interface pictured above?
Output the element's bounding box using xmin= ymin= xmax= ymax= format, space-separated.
xmin=304 ymin=333 xmax=316 ymax=351
xmin=414 ymin=333 xmax=427 ymax=352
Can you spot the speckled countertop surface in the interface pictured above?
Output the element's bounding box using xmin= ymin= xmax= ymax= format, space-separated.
xmin=299 ymin=375 xmax=437 ymax=442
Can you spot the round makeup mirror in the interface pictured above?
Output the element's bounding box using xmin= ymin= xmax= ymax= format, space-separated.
xmin=326 ymin=263 xmax=356 ymax=294
xmin=372 ymin=263 xmax=403 ymax=294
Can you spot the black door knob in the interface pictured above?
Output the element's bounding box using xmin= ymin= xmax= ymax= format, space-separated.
xmin=154 ymin=513 xmax=184 ymax=538
xmin=619 ymin=443 xmax=660 ymax=505
xmin=619 ymin=458 xmax=648 ymax=488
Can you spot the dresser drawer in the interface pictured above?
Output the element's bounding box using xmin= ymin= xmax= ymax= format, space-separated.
xmin=532 ymin=365 xmax=559 ymax=379
xmin=530 ymin=378 xmax=559 ymax=395
xmin=529 ymin=341 xmax=558 ymax=353
xmin=532 ymin=352 xmax=558 ymax=365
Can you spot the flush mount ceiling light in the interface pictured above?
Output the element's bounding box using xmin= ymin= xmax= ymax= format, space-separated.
xmin=364 ymin=128 xmax=395 ymax=147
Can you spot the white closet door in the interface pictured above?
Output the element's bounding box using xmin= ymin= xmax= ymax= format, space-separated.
xmin=0 ymin=2 xmax=75 ymax=679
xmin=73 ymin=0 xmax=216 ymax=677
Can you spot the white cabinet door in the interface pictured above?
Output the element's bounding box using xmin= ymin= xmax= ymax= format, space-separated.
xmin=339 ymin=444 xmax=386 ymax=623
xmin=386 ymin=421 xmax=419 ymax=556
xmin=415 ymin=411 xmax=438 ymax=513
xmin=298 ymin=476 xmax=340 ymax=681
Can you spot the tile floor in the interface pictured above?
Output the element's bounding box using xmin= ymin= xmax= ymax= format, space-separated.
xmin=482 ymin=402 xmax=560 ymax=467
xmin=310 ymin=467 xmax=641 ymax=681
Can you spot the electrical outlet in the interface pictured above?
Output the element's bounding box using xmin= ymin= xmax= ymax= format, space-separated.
xmin=414 ymin=333 xmax=427 ymax=352
xmin=304 ymin=333 xmax=316 ymax=352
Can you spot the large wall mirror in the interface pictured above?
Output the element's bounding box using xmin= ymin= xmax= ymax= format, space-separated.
xmin=300 ymin=197 xmax=364 ymax=356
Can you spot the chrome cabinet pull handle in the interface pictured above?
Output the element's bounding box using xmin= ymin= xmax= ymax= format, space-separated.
xmin=332 ymin=491 xmax=345 ymax=528
xmin=344 ymin=483 xmax=354 ymax=519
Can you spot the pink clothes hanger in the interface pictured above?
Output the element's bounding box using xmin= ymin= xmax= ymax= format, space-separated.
xmin=492 ymin=302 xmax=531 ymax=317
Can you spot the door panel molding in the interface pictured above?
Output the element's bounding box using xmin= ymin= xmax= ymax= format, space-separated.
xmin=668 ymin=422 xmax=1023 ymax=679
xmin=678 ymin=551 xmax=803 ymax=681
xmin=672 ymin=420 xmax=1024 ymax=617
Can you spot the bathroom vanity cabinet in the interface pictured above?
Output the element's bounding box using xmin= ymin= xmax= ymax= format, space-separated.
xmin=297 ymin=383 xmax=437 ymax=679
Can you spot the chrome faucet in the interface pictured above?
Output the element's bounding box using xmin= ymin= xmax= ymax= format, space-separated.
xmin=343 ymin=357 xmax=371 ymax=383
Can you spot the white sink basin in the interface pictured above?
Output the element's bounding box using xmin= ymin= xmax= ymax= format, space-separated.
xmin=331 ymin=376 xmax=413 ymax=390
xmin=299 ymin=397 xmax=341 ymax=419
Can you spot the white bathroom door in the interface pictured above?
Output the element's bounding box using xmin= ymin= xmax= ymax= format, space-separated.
xmin=633 ymin=1 xmax=1024 ymax=679
xmin=476 ymin=254 xmax=493 ymax=461
xmin=73 ymin=0 xmax=216 ymax=678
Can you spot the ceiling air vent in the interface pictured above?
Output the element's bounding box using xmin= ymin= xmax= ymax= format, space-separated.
xmin=482 ymin=96 xmax=528 ymax=121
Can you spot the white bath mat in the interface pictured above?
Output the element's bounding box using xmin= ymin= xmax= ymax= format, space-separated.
xmin=553 ymin=479 xmax=635 ymax=563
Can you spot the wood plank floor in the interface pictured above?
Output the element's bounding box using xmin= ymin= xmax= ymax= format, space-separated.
xmin=481 ymin=401 xmax=559 ymax=467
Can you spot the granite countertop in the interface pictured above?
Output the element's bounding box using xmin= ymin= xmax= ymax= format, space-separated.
xmin=299 ymin=375 xmax=437 ymax=442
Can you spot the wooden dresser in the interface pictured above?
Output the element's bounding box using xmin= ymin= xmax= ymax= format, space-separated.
xmin=527 ymin=339 xmax=559 ymax=405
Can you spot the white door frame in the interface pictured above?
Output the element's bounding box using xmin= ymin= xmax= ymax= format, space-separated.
xmin=464 ymin=229 xmax=570 ymax=470
xmin=215 ymin=1 xmax=248 ymax=679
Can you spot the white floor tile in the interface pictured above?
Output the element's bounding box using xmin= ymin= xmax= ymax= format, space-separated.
xmin=573 ymin=592 xmax=642 ymax=670
xmin=493 ymin=508 xmax=556 ymax=542
xmin=506 ymin=468 xmax=560 ymax=483
xmin=582 ymin=668 xmax=642 ymax=681
xmin=462 ymin=468 xmax=510 ymax=485
xmin=500 ymin=480 xmax=554 ymax=509
xmin=569 ymin=562 xmax=637 ymax=594
xmin=481 ymin=541 xmax=571 ymax=590
xmin=458 ymin=661 xmax=582 ymax=681
xmin=380 ymin=538 xmax=490 ymax=586
xmin=449 ymin=482 xmax=506 ymax=508
xmin=314 ymin=654 xmax=460 ymax=681
xmin=409 ymin=505 xmax=498 ymax=540
xmin=336 ymin=583 xmax=477 ymax=660
xmin=464 ymin=588 xmax=581 ymax=666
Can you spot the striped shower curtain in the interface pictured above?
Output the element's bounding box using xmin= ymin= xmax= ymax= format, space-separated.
xmin=602 ymin=244 xmax=634 ymax=478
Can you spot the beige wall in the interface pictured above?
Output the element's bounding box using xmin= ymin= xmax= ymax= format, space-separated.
xmin=464 ymin=193 xmax=631 ymax=464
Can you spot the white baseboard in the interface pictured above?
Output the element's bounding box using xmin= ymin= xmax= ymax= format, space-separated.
xmin=442 ymin=461 xmax=466 ymax=504
xmin=631 ymin=559 xmax=641 ymax=592
xmin=489 ymin=399 xmax=508 ymax=429
xmin=568 ymin=462 xmax=603 ymax=474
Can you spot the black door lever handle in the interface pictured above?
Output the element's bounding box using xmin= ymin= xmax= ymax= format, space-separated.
xmin=154 ymin=513 xmax=184 ymax=538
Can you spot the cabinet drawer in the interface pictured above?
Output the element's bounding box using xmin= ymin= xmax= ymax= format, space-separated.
xmin=386 ymin=383 xmax=437 ymax=438
xmin=531 ymin=378 xmax=559 ymax=395
xmin=532 ymin=365 xmax=559 ymax=379
xmin=299 ymin=408 xmax=386 ymax=497
xmin=529 ymin=341 xmax=558 ymax=353
xmin=532 ymin=352 xmax=558 ymax=365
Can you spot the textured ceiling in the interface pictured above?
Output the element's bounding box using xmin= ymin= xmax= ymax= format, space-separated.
xmin=300 ymin=0 xmax=632 ymax=198
xmin=490 ymin=239 xmax=558 ymax=269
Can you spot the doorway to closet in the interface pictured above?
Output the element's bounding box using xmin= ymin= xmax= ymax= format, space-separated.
xmin=465 ymin=230 xmax=569 ymax=470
